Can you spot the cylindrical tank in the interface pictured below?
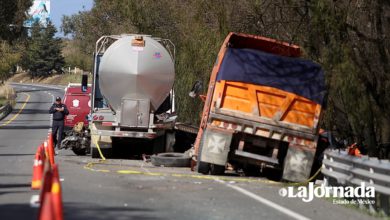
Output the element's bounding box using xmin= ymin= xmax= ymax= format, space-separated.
xmin=98 ymin=35 xmax=175 ymax=111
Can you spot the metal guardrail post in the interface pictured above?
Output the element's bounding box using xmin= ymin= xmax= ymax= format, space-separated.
xmin=322 ymin=149 xmax=390 ymax=216
xmin=379 ymin=194 xmax=389 ymax=216
xmin=0 ymin=103 xmax=12 ymax=121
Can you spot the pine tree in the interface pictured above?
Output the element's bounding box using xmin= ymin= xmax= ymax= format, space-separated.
xmin=0 ymin=0 xmax=32 ymax=41
xmin=0 ymin=0 xmax=32 ymax=82
xmin=22 ymin=21 xmax=65 ymax=77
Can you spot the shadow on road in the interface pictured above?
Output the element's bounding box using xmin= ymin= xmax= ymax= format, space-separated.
xmin=0 ymin=204 xmax=37 ymax=220
xmin=0 ymin=173 xmax=30 ymax=177
xmin=11 ymin=109 xmax=49 ymax=114
xmin=0 ymin=153 xmax=35 ymax=157
xmin=15 ymin=101 xmax=52 ymax=104
xmin=0 ymin=125 xmax=50 ymax=130
xmin=0 ymin=185 xmax=36 ymax=219
xmin=64 ymin=203 xmax=162 ymax=220
xmin=0 ymin=183 xmax=30 ymax=188
xmin=0 ymin=190 xmax=31 ymax=196
xmin=3 ymin=119 xmax=48 ymax=122
xmin=15 ymin=88 xmax=62 ymax=93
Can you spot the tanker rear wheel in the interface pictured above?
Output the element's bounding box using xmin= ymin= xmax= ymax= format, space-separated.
xmin=72 ymin=147 xmax=87 ymax=156
xmin=197 ymin=161 xmax=210 ymax=174
xmin=210 ymin=164 xmax=225 ymax=175
xmin=90 ymin=141 xmax=101 ymax=158
xmin=91 ymin=146 xmax=100 ymax=158
xmin=91 ymin=146 xmax=112 ymax=159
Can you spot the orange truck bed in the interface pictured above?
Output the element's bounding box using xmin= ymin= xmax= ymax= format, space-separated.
xmin=211 ymin=81 xmax=321 ymax=134
xmin=195 ymin=33 xmax=326 ymax=182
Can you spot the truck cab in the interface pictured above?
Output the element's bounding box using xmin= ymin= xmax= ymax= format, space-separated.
xmin=60 ymin=83 xmax=92 ymax=155
xmin=63 ymin=83 xmax=91 ymax=129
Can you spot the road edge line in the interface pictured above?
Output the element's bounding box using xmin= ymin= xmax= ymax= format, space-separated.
xmin=0 ymin=92 xmax=30 ymax=127
xmin=214 ymin=179 xmax=311 ymax=220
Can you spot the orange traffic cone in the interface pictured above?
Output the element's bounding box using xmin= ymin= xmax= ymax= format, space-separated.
xmin=39 ymin=168 xmax=53 ymax=216
xmin=51 ymin=164 xmax=63 ymax=220
xmin=38 ymin=144 xmax=46 ymax=160
xmin=39 ymin=192 xmax=55 ymax=220
xmin=44 ymin=139 xmax=55 ymax=166
xmin=31 ymin=147 xmax=44 ymax=190
xmin=43 ymin=141 xmax=49 ymax=158
xmin=47 ymin=133 xmax=55 ymax=165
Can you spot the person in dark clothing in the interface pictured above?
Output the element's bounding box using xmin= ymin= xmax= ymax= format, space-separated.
xmin=49 ymin=96 xmax=69 ymax=150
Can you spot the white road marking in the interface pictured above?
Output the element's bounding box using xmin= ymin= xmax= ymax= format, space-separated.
xmin=214 ymin=179 xmax=311 ymax=220
xmin=29 ymin=195 xmax=40 ymax=208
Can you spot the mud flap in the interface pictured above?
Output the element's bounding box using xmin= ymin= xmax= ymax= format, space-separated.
xmin=199 ymin=128 xmax=232 ymax=166
xmin=282 ymin=144 xmax=315 ymax=182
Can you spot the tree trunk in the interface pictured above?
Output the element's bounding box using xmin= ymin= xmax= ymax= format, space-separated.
xmin=380 ymin=116 xmax=390 ymax=144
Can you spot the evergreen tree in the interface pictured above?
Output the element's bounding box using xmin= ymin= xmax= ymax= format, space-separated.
xmin=0 ymin=0 xmax=32 ymax=41
xmin=0 ymin=0 xmax=32 ymax=82
xmin=22 ymin=21 xmax=65 ymax=77
xmin=62 ymin=0 xmax=390 ymax=156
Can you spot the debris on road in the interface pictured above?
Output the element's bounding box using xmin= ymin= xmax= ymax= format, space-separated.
xmin=151 ymin=153 xmax=191 ymax=167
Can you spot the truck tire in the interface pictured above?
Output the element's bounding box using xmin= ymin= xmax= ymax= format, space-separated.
xmin=72 ymin=147 xmax=87 ymax=156
xmin=210 ymin=163 xmax=225 ymax=175
xmin=151 ymin=153 xmax=191 ymax=167
xmin=91 ymin=146 xmax=100 ymax=158
xmin=243 ymin=165 xmax=260 ymax=177
xmin=91 ymin=147 xmax=113 ymax=159
xmin=197 ymin=161 xmax=210 ymax=174
xmin=152 ymin=135 xmax=166 ymax=154
xmin=264 ymin=167 xmax=283 ymax=181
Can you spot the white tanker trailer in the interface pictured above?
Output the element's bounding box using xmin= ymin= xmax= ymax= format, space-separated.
xmin=88 ymin=34 xmax=177 ymax=158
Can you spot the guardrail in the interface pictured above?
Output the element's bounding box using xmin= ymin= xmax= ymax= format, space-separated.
xmin=322 ymin=149 xmax=390 ymax=216
xmin=0 ymin=103 xmax=12 ymax=121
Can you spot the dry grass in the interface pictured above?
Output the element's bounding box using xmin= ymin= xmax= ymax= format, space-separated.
xmin=0 ymin=97 xmax=6 ymax=107
xmin=1 ymin=72 xmax=91 ymax=107
xmin=0 ymin=83 xmax=16 ymax=107
xmin=7 ymin=72 xmax=91 ymax=86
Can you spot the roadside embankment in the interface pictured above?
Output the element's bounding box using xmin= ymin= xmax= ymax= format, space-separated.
xmin=0 ymin=83 xmax=16 ymax=120
xmin=6 ymin=72 xmax=88 ymax=86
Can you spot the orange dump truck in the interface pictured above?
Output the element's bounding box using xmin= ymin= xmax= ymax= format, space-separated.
xmin=194 ymin=33 xmax=326 ymax=182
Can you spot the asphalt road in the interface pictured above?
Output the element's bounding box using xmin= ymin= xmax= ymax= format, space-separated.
xmin=0 ymin=83 xmax=377 ymax=220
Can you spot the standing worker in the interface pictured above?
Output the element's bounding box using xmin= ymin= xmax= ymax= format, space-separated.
xmin=347 ymin=142 xmax=362 ymax=157
xmin=49 ymin=96 xmax=69 ymax=152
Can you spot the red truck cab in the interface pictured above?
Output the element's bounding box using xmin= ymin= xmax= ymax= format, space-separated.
xmin=63 ymin=83 xmax=91 ymax=128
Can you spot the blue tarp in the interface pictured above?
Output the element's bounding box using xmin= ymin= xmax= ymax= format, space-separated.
xmin=217 ymin=48 xmax=326 ymax=106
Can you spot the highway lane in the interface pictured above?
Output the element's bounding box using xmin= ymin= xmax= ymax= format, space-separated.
xmin=0 ymin=83 xmax=376 ymax=220
xmin=0 ymin=83 xmax=62 ymax=219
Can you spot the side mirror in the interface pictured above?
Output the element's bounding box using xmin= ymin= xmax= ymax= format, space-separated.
xmin=81 ymin=73 xmax=88 ymax=93
xmin=189 ymin=80 xmax=203 ymax=98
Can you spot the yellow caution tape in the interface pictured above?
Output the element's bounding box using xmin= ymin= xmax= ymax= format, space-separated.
xmin=95 ymin=137 xmax=106 ymax=161
xmin=84 ymin=135 xmax=320 ymax=186
xmin=84 ymin=161 xmax=279 ymax=184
